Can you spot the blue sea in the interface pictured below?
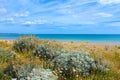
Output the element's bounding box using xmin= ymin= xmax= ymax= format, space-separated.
xmin=0 ymin=33 xmax=120 ymax=43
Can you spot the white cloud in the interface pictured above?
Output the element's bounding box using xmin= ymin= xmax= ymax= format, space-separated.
xmin=14 ymin=11 xmax=29 ymax=17
xmin=23 ymin=20 xmax=47 ymax=25
xmin=0 ymin=18 xmax=15 ymax=23
xmin=56 ymin=9 xmax=73 ymax=14
xmin=0 ymin=8 xmax=7 ymax=14
xmin=99 ymin=0 xmax=120 ymax=5
xmin=96 ymin=12 xmax=113 ymax=17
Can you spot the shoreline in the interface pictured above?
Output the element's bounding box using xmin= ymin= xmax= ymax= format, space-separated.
xmin=0 ymin=39 xmax=120 ymax=46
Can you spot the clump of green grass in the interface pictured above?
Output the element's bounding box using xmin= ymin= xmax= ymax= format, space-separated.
xmin=0 ymin=71 xmax=11 ymax=80
xmin=0 ymin=48 xmax=16 ymax=64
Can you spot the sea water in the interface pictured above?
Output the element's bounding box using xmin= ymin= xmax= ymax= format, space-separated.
xmin=0 ymin=33 xmax=120 ymax=43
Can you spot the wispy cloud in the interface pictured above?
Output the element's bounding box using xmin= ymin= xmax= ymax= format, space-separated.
xmin=14 ymin=11 xmax=29 ymax=17
xmin=0 ymin=17 xmax=15 ymax=23
xmin=95 ymin=12 xmax=113 ymax=17
xmin=22 ymin=19 xmax=47 ymax=25
xmin=0 ymin=0 xmax=120 ymax=34
xmin=98 ymin=0 xmax=120 ymax=5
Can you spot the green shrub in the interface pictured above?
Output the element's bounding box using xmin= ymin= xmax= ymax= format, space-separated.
xmin=52 ymin=50 xmax=109 ymax=78
xmin=33 ymin=44 xmax=65 ymax=60
xmin=33 ymin=44 xmax=52 ymax=60
xmin=13 ymin=35 xmax=40 ymax=53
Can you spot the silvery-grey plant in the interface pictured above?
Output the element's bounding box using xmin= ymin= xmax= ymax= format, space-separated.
xmin=11 ymin=68 xmax=58 ymax=80
xmin=53 ymin=50 xmax=109 ymax=77
xmin=14 ymin=64 xmax=33 ymax=80
xmin=33 ymin=44 xmax=52 ymax=60
xmin=33 ymin=44 xmax=66 ymax=60
xmin=26 ymin=68 xmax=58 ymax=80
xmin=6 ymin=63 xmax=58 ymax=80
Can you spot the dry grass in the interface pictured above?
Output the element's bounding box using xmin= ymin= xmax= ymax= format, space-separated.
xmin=0 ymin=40 xmax=120 ymax=80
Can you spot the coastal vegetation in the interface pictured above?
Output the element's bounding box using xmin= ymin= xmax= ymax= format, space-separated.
xmin=0 ymin=35 xmax=120 ymax=80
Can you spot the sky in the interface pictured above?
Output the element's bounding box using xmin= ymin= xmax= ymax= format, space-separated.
xmin=0 ymin=0 xmax=120 ymax=34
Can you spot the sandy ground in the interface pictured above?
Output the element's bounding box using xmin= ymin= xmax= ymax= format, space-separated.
xmin=0 ymin=39 xmax=119 ymax=51
xmin=0 ymin=40 xmax=14 ymax=43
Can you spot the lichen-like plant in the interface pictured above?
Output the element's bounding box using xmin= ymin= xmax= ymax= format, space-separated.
xmin=26 ymin=68 xmax=58 ymax=80
xmin=4 ymin=63 xmax=33 ymax=80
xmin=13 ymin=35 xmax=40 ymax=53
xmin=53 ymin=50 xmax=109 ymax=77
xmin=4 ymin=63 xmax=58 ymax=80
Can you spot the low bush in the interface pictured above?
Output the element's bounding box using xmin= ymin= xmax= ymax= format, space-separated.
xmin=4 ymin=63 xmax=58 ymax=80
xmin=3 ymin=63 xmax=33 ymax=79
xmin=33 ymin=44 xmax=66 ymax=60
xmin=33 ymin=44 xmax=53 ymax=60
xmin=13 ymin=35 xmax=40 ymax=53
xmin=52 ymin=50 xmax=109 ymax=78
